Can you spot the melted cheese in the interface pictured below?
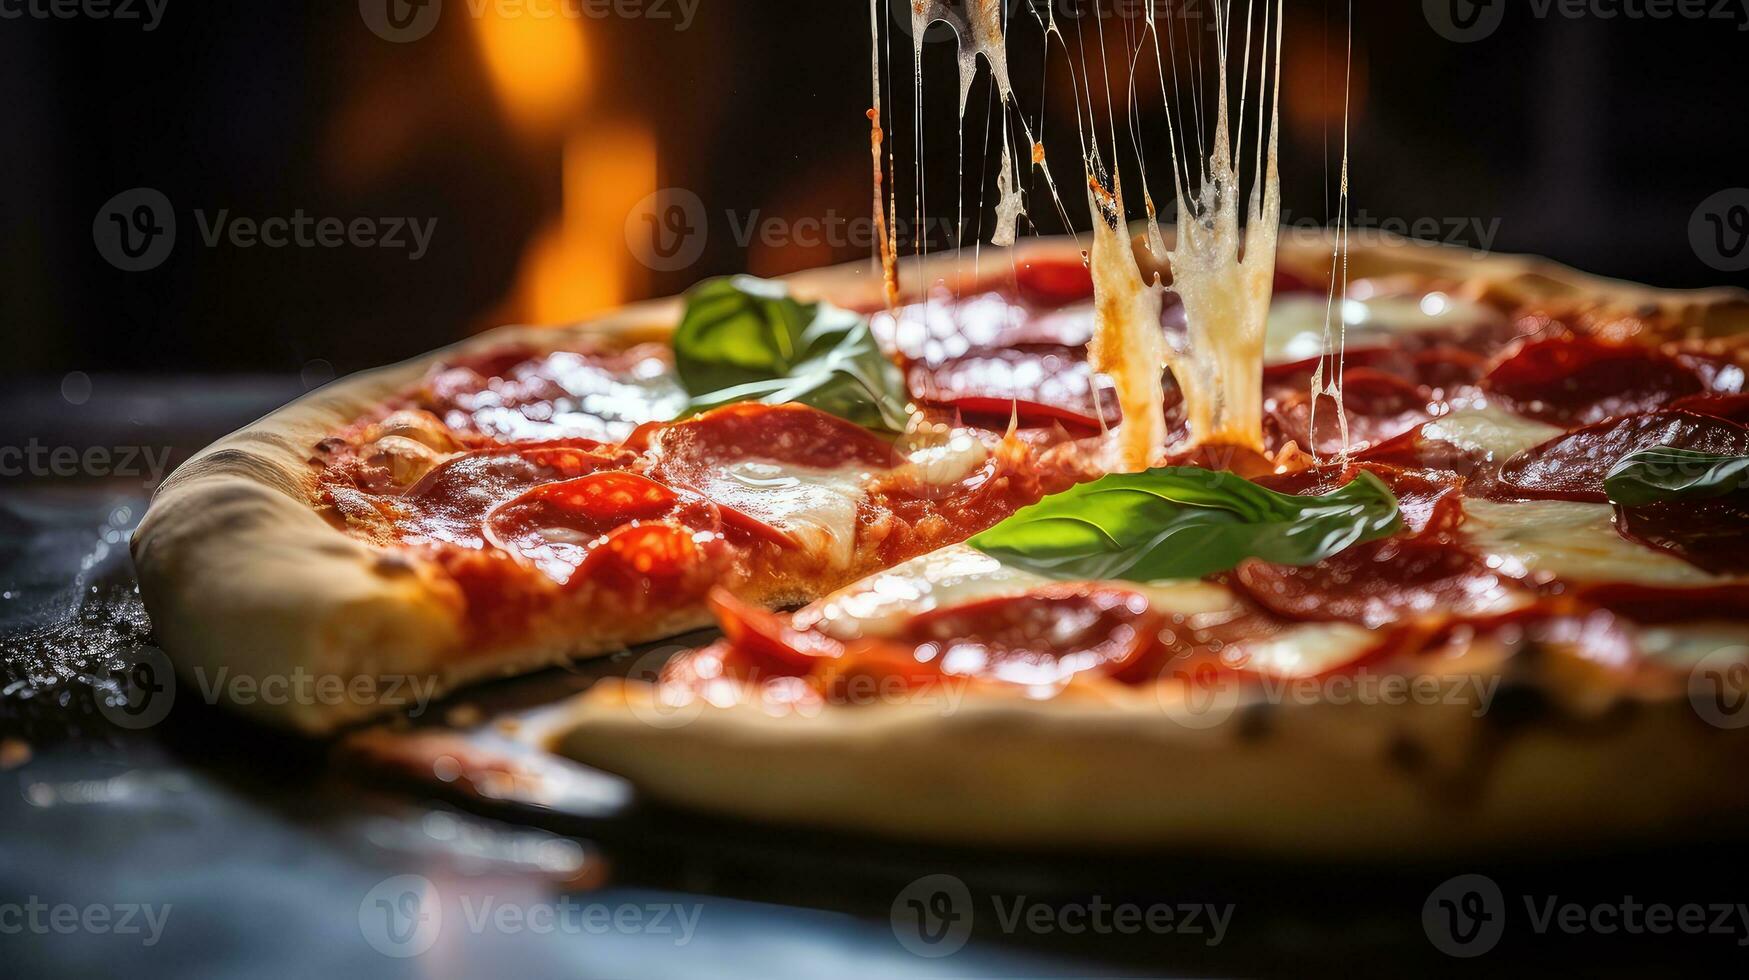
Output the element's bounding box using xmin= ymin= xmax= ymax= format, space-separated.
xmin=803 ymin=544 xmax=1235 ymax=640
xmin=1242 ymin=622 xmax=1385 ymax=679
xmin=1462 ymin=499 xmax=1722 ymax=588
xmin=1419 ymin=406 xmax=1563 ymax=463
xmin=698 ymin=460 xmax=871 ymax=569
xmin=1637 ymin=622 xmax=1749 ymax=669
xmin=1263 ymin=294 xmax=1501 ymax=365
xmin=1086 ymin=183 xmax=1169 ymax=471
xmin=1156 ymin=2 xmax=1284 ymax=452
xmin=899 ymin=428 xmax=989 ymax=486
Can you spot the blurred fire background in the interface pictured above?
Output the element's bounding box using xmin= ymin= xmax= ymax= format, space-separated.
xmin=3 ymin=0 xmax=1746 ymax=380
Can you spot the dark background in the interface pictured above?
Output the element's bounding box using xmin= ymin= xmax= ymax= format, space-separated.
xmin=3 ymin=0 xmax=1746 ymax=382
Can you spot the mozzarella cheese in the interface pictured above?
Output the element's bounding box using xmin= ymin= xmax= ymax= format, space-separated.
xmin=701 ymin=460 xmax=873 ymax=569
xmin=1242 ymin=622 xmax=1388 ymax=679
xmin=1086 ymin=183 xmax=1170 ymax=471
xmin=801 ymin=543 xmax=1236 ymax=641
xmin=1419 ymin=406 xmax=1564 ymax=463
xmin=1636 ymin=623 xmax=1749 ymax=669
xmin=1263 ymin=293 xmax=1502 ymax=365
xmin=1461 ymin=499 xmax=1723 ymax=588
xmin=899 ymin=429 xmax=989 ymax=487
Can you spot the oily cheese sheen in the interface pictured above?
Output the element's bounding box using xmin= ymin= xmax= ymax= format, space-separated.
xmin=1419 ymin=406 xmax=1565 ymax=463
xmin=1462 ymin=498 xmax=1725 ymax=587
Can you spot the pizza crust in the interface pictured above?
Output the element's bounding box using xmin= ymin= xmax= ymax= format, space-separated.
xmin=546 ymin=672 xmax=1749 ymax=856
xmin=132 ymin=234 xmax=1749 ymax=734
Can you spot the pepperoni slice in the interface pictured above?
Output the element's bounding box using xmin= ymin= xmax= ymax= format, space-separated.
xmin=573 ymin=522 xmax=716 ymax=599
xmin=1615 ymin=495 xmax=1749 ymax=578
xmin=1015 ymin=258 xmax=1095 ymax=307
xmin=1481 ymin=336 xmax=1705 ymax=426
xmin=1233 ymin=537 xmax=1521 ymax=629
xmin=1265 ymin=345 xmax=1489 ymax=396
xmin=890 ymin=586 xmax=1163 ymax=688
xmin=1669 ymin=393 xmax=1749 ymax=425
xmin=908 ymin=346 xmax=1120 ymax=430
xmin=427 ymin=344 xmax=682 ymax=443
xmin=484 ymin=471 xmax=719 ymax=585
xmin=1254 ymin=463 xmax=1464 ymax=536
xmin=654 ymin=403 xmax=901 ymax=474
xmin=1575 ymin=581 xmax=1749 ymax=624
xmin=398 ymin=441 xmax=626 ymax=546
xmin=1264 ymin=368 xmax=1436 ymax=455
xmin=707 ymin=587 xmax=844 ymax=675
xmin=1495 ymin=410 xmax=1749 ymax=503
xmin=650 ymin=403 xmax=900 ymax=547
xmin=1423 ymin=607 xmax=1640 ymax=672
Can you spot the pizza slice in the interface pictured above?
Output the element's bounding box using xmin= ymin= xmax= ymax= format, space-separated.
xmin=131 ymin=253 xmax=1137 ymax=732
xmin=540 ymin=237 xmax=1749 ymax=855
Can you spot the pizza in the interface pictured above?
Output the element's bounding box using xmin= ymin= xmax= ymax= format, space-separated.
xmin=130 ymin=1 xmax=1749 ymax=855
xmin=509 ymin=237 xmax=1749 ymax=855
xmin=131 ymin=256 xmax=1124 ymax=732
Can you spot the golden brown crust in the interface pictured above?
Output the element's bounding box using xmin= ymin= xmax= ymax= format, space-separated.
xmin=546 ymin=679 xmax=1749 ymax=856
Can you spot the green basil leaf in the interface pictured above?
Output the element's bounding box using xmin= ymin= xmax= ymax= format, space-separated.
xmin=1605 ymin=446 xmax=1749 ymax=507
xmin=672 ymin=276 xmax=910 ymax=432
xmin=968 ymin=467 xmax=1403 ymax=582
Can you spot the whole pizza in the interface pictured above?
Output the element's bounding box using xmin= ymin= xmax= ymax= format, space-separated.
xmin=129 ymin=5 xmax=1749 ymax=858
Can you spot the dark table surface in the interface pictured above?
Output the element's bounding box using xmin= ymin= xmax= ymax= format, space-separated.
xmin=3 ymin=376 xmax=1746 ymax=978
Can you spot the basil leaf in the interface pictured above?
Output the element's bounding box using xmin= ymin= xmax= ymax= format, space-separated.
xmin=672 ymin=276 xmax=910 ymax=432
xmin=968 ymin=467 xmax=1403 ymax=582
xmin=1605 ymin=446 xmax=1749 ymax=507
